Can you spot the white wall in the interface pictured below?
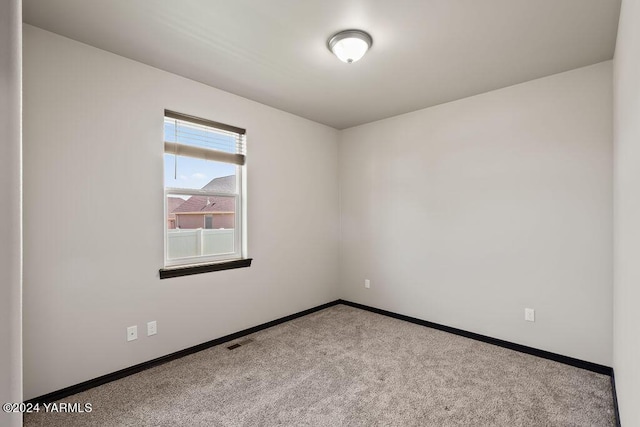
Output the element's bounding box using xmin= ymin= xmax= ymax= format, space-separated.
xmin=0 ymin=0 xmax=22 ymax=426
xmin=22 ymin=25 xmax=339 ymax=399
xmin=613 ymin=0 xmax=640 ymax=424
xmin=339 ymin=62 xmax=613 ymax=366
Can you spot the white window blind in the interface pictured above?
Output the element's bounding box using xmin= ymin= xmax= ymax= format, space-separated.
xmin=164 ymin=110 xmax=246 ymax=165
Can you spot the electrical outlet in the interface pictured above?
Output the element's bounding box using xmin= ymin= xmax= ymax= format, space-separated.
xmin=525 ymin=308 xmax=535 ymax=322
xmin=147 ymin=321 xmax=157 ymax=336
xmin=127 ymin=325 xmax=138 ymax=341
xmin=364 ymin=279 xmax=370 ymax=289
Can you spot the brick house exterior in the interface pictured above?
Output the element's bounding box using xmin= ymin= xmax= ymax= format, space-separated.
xmin=168 ymin=175 xmax=236 ymax=229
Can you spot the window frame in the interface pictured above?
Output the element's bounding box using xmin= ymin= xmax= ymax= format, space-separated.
xmin=204 ymin=214 xmax=213 ymax=229
xmin=161 ymin=110 xmax=248 ymax=274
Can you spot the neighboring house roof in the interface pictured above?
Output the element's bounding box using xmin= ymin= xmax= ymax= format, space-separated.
xmin=173 ymin=175 xmax=236 ymax=213
xmin=201 ymin=175 xmax=236 ymax=193
xmin=167 ymin=197 xmax=185 ymax=214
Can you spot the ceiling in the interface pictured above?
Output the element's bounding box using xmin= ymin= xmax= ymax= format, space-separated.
xmin=23 ymin=0 xmax=621 ymax=130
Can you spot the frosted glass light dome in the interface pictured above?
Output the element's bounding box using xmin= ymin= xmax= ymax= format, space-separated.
xmin=328 ymin=30 xmax=373 ymax=63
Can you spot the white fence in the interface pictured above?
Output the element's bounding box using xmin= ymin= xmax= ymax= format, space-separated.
xmin=167 ymin=228 xmax=234 ymax=259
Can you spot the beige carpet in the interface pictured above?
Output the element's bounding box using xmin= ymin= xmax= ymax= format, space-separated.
xmin=24 ymin=304 xmax=615 ymax=426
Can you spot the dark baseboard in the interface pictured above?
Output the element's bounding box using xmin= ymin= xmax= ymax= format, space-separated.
xmin=338 ymin=299 xmax=613 ymax=376
xmin=611 ymin=369 xmax=621 ymax=427
xmin=25 ymin=300 xmax=341 ymax=405
xmin=27 ymin=297 xmax=617 ymax=416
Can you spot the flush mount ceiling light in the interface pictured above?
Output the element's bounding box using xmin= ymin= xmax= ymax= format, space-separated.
xmin=327 ymin=29 xmax=373 ymax=64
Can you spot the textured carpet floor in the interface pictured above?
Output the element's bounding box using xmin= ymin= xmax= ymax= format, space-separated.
xmin=24 ymin=304 xmax=615 ymax=426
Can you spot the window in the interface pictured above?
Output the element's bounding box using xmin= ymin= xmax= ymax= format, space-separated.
xmin=161 ymin=110 xmax=249 ymax=276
